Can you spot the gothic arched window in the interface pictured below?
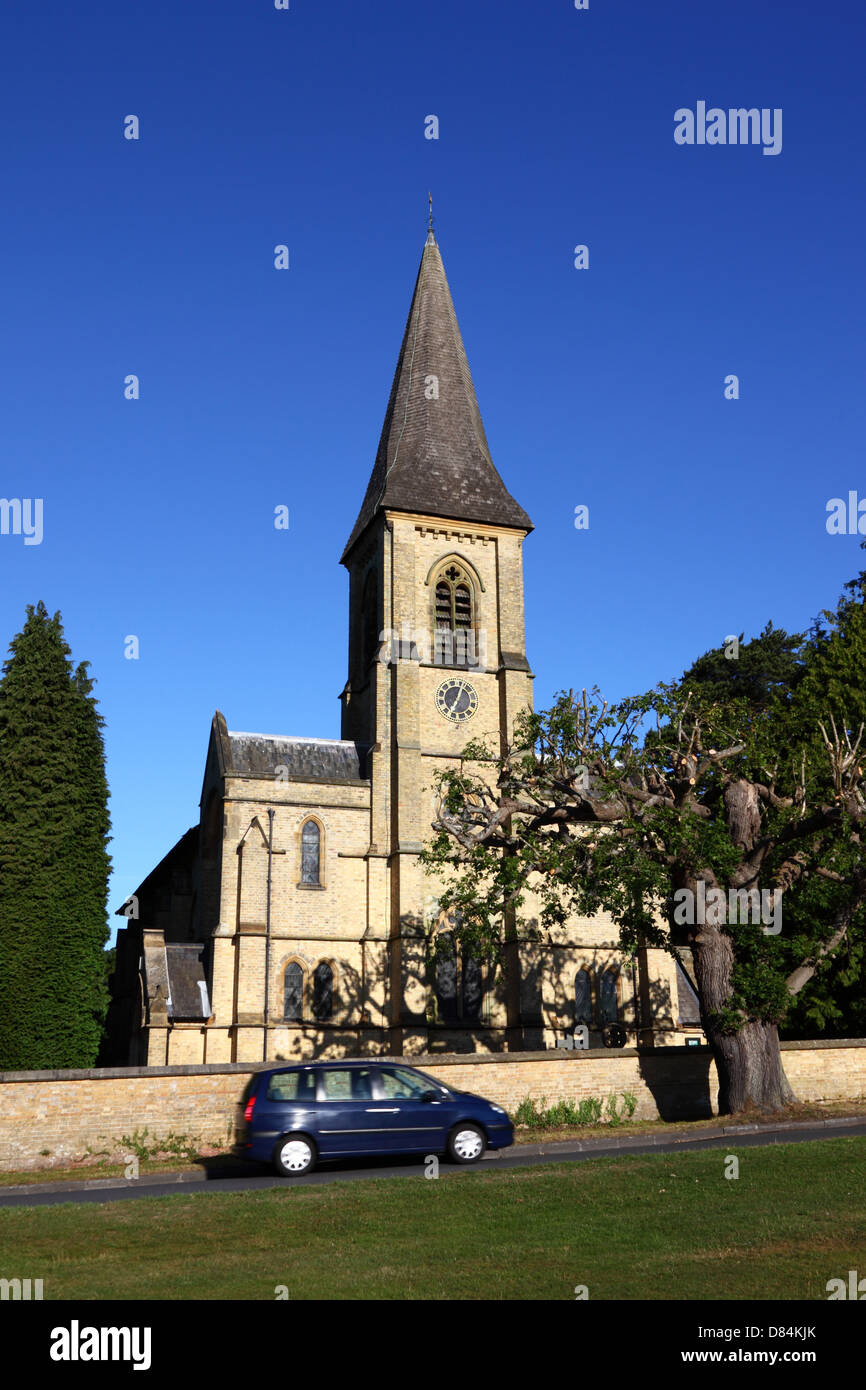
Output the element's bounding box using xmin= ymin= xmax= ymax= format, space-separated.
xmin=300 ymin=819 xmax=321 ymax=886
xmin=462 ymin=954 xmax=482 ymax=1022
xmin=434 ymin=930 xmax=485 ymax=1024
xmin=283 ymin=962 xmax=304 ymax=1022
xmin=433 ymin=563 xmax=476 ymax=668
xmin=313 ymin=961 xmax=334 ymax=1021
xmin=575 ymin=968 xmax=592 ymax=1024
xmin=435 ymin=932 xmax=458 ymax=1023
xmin=600 ymin=969 xmax=619 ymax=1023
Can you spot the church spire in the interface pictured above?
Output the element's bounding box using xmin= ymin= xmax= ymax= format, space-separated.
xmin=341 ymin=224 xmax=532 ymax=562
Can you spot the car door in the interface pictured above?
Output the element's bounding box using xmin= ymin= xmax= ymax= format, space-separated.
xmin=314 ymin=1066 xmax=385 ymax=1156
xmin=369 ymin=1066 xmax=454 ymax=1154
xmin=253 ymin=1066 xmax=318 ymax=1154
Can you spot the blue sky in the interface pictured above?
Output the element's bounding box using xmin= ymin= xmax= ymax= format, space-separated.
xmin=1 ymin=0 xmax=863 ymax=934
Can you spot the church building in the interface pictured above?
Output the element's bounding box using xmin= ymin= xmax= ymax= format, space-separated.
xmin=105 ymin=225 xmax=701 ymax=1066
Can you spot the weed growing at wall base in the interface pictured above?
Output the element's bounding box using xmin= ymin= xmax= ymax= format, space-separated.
xmin=513 ymin=1092 xmax=637 ymax=1129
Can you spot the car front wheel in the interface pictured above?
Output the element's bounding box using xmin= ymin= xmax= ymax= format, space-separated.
xmin=448 ymin=1123 xmax=486 ymax=1164
xmin=274 ymin=1133 xmax=317 ymax=1177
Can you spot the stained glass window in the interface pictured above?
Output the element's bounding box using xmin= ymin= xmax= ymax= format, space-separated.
xmin=575 ymin=968 xmax=592 ymax=1023
xmin=600 ymin=969 xmax=618 ymax=1023
xmin=283 ymin=962 xmax=303 ymax=1021
xmin=301 ymin=820 xmax=320 ymax=885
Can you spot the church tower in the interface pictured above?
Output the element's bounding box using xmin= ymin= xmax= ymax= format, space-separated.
xmin=340 ymin=225 xmax=535 ymax=1051
xmin=107 ymin=220 xmax=694 ymax=1068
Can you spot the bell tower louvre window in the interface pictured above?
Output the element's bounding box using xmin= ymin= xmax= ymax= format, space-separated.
xmin=434 ymin=565 xmax=477 ymax=668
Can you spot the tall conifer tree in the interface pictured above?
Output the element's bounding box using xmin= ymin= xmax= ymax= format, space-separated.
xmin=0 ymin=602 xmax=111 ymax=1068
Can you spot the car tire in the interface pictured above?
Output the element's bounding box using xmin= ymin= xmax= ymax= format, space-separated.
xmin=447 ymin=1122 xmax=486 ymax=1165
xmin=273 ymin=1133 xmax=317 ymax=1177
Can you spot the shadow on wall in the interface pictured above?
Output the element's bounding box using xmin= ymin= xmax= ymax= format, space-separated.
xmin=270 ymin=955 xmax=384 ymax=1061
xmin=521 ymin=942 xmax=713 ymax=1120
xmin=636 ymin=959 xmax=712 ymax=1119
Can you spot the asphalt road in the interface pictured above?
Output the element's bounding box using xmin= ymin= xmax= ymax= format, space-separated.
xmin=2 ymin=1120 xmax=864 ymax=1208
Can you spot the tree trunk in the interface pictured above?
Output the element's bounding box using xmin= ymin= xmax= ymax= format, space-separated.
xmin=688 ymin=863 xmax=797 ymax=1115
xmin=705 ymin=1018 xmax=796 ymax=1114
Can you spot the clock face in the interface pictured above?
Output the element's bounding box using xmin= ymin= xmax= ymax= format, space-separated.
xmin=436 ymin=677 xmax=479 ymax=724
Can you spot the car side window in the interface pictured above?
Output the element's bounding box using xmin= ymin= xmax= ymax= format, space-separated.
xmin=266 ymin=1069 xmax=316 ymax=1102
xmin=320 ymin=1069 xmax=374 ymax=1101
xmin=380 ymin=1067 xmax=436 ymax=1100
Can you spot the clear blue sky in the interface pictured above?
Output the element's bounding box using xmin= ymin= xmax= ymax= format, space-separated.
xmin=1 ymin=0 xmax=863 ymax=936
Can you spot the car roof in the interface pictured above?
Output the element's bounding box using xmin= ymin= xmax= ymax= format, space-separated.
xmin=262 ymin=1059 xmax=415 ymax=1071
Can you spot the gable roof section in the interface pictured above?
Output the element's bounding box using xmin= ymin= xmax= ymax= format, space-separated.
xmin=113 ymin=825 xmax=198 ymax=918
xmin=342 ymin=231 xmax=532 ymax=562
xmin=227 ymin=730 xmax=369 ymax=783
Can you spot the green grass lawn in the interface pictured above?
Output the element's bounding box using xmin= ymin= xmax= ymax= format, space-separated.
xmin=1 ymin=1137 xmax=863 ymax=1300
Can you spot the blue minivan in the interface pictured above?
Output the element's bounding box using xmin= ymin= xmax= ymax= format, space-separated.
xmin=235 ymin=1060 xmax=514 ymax=1176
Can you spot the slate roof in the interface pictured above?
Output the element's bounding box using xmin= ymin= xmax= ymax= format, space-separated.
xmin=675 ymin=960 xmax=702 ymax=1027
xmin=227 ymin=731 xmax=369 ymax=783
xmin=164 ymin=944 xmax=210 ymax=1020
xmin=342 ymin=231 xmax=532 ymax=561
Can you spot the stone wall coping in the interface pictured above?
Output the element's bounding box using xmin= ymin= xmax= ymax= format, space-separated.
xmin=0 ymin=1036 xmax=863 ymax=1083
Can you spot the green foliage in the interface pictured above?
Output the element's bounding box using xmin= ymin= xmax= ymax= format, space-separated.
xmin=0 ymin=602 xmax=111 ymax=1069
xmin=118 ymin=1129 xmax=200 ymax=1162
xmin=512 ymin=1093 xmax=636 ymax=1128
xmin=680 ymin=622 xmax=806 ymax=718
xmin=780 ymin=552 xmax=866 ymax=1037
xmin=423 ymin=554 xmax=866 ymax=1049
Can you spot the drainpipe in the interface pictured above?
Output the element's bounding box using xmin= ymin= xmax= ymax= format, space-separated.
xmin=263 ymin=808 xmax=275 ymax=1062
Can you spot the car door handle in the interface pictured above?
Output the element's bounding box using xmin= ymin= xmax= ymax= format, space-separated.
xmin=365 ymin=1107 xmax=399 ymax=1113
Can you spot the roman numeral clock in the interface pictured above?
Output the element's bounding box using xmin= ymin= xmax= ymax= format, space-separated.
xmin=435 ymin=676 xmax=479 ymax=724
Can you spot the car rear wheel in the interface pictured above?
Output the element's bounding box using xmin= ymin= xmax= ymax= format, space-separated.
xmin=274 ymin=1133 xmax=317 ymax=1177
xmin=448 ymin=1123 xmax=486 ymax=1164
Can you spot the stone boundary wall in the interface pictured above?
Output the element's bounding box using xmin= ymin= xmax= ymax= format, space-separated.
xmin=1 ymin=1039 xmax=864 ymax=1171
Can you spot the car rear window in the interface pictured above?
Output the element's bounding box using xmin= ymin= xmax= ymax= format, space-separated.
xmin=266 ymin=1070 xmax=315 ymax=1102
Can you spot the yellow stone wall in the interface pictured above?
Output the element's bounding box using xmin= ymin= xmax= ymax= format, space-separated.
xmin=2 ymin=1040 xmax=864 ymax=1171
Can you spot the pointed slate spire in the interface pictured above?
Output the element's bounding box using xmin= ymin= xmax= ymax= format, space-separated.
xmin=342 ymin=230 xmax=532 ymax=562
